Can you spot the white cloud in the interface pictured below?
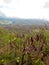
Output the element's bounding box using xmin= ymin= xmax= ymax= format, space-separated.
xmin=3 ymin=0 xmax=12 ymax=4
xmin=0 ymin=0 xmax=49 ymax=20
xmin=44 ymin=1 xmax=49 ymax=8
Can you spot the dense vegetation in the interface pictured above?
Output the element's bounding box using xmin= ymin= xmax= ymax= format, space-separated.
xmin=0 ymin=26 xmax=49 ymax=65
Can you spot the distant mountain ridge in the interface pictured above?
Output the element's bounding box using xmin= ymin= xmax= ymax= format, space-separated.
xmin=0 ymin=16 xmax=49 ymax=25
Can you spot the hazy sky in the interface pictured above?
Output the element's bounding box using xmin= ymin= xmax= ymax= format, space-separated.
xmin=0 ymin=0 xmax=49 ymax=20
